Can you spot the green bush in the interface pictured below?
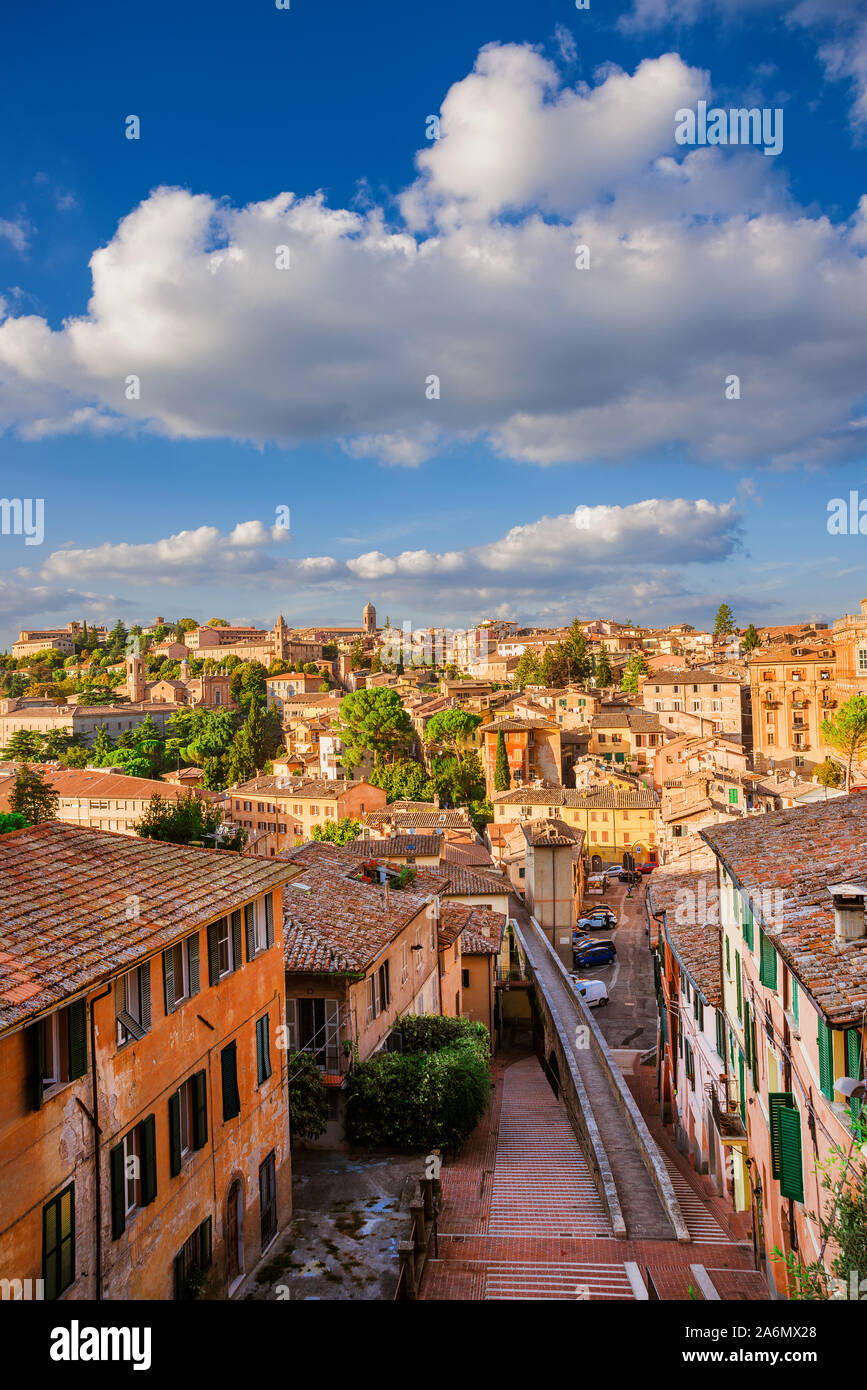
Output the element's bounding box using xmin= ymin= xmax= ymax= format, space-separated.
xmin=287 ymin=1051 xmax=330 ymax=1142
xmin=344 ymin=1014 xmax=490 ymax=1150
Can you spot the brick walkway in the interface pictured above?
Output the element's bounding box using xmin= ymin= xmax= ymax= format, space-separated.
xmin=421 ymin=1053 xmax=769 ymax=1301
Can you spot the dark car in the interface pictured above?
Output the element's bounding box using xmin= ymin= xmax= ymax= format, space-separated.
xmin=573 ymin=942 xmax=617 ymax=969
xmin=618 ymin=868 xmax=641 ymax=884
xmin=572 ymin=932 xmax=617 ymax=954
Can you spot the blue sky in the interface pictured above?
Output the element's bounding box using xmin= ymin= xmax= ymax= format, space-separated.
xmin=1 ymin=0 xmax=867 ymax=646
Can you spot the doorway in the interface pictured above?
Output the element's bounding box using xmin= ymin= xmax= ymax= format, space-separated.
xmin=226 ymin=1179 xmax=245 ymax=1290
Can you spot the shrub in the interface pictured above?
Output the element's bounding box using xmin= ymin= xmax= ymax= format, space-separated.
xmin=286 ymin=1051 xmax=330 ymax=1142
xmin=344 ymin=1014 xmax=490 ymax=1150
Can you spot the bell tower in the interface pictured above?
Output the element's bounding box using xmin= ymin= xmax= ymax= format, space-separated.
xmin=126 ymin=651 xmax=145 ymax=703
xmin=363 ymin=601 xmax=376 ymax=636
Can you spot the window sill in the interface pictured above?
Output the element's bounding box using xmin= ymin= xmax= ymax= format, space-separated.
xmin=41 ymin=1078 xmax=75 ymax=1102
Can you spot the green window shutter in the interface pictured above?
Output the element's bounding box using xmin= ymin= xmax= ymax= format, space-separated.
xmin=728 ymin=788 xmax=738 ymax=804
xmin=207 ymin=921 xmax=220 ymax=986
xmin=738 ymin=1051 xmax=746 ymax=1124
xmin=200 ymin=1216 xmax=213 ymax=1269
xmin=742 ymin=906 xmax=754 ymax=951
xmin=791 ymin=976 xmax=799 ymax=1025
xmin=743 ymin=1000 xmax=752 ymax=1074
xmin=769 ymin=1092 xmax=794 ymax=1179
xmin=188 ymin=932 xmax=200 ymax=995
xmin=231 ymin=910 xmax=243 ymax=972
xmin=192 ymin=1070 xmax=208 ymax=1149
xmin=725 ymin=935 xmax=731 ymax=976
xmin=68 ymin=999 xmax=87 ymax=1080
xmin=751 ymin=1015 xmax=759 ymax=1089
xmin=109 ymin=1142 xmax=126 ymax=1239
xmin=221 ymin=1042 xmax=241 ymax=1121
xmin=847 ymin=1029 xmax=863 ymax=1127
xmin=715 ymin=1009 xmax=725 ymax=1059
xmin=759 ymin=931 xmax=777 ymax=990
xmin=245 ymin=903 xmax=256 ymax=961
xmin=817 ymin=1017 xmax=835 ymax=1100
xmin=139 ymin=963 xmax=151 ymax=1032
xmin=735 ymin=954 xmax=742 ymax=1019
xmin=265 ymin=893 xmax=274 ymax=948
xmin=168 ymin=1092 xmax=182 ymax=1177
xmin=32 ymin=1021 xmax=44 ymax=1110
xmin=257 ymin=1016 xmax=272 ymax=1084
xmin=163 ymin=948 xmax=176 ymax=1015
xmin=140 ymin=1115 xmax=157 ymax=1206
xmin=778 ymin=1106 xmax=805 ymax=1202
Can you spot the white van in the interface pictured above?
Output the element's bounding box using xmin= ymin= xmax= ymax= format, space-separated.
xmin=570 ymin=977 xmax=609 ymax=1008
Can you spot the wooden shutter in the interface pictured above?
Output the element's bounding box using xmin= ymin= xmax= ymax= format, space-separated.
xmin=199 ymin=1216 xmax=213 ymax=1269
xmin=778 ymin=1105 xmax=805 ymax=1202
xmin=207 ymin=921 xmax=220 ymax=986
xmin=31 ymin=1021 xmax=44 ymax=1110
xmin=760 ymin=931 xmax=777 ymax=990
xmin=817 ymin=1017 xmax=835 ymax=1100
xmin=265 ymin=893 xmax=274 ymax=947
xmin=163 ymin=948 xmax=176 ymax=1015
xmin=769 ymin=1091 xmax=794 ymax=1179
xmin=735 ymin=955 xmax=742 ymax=1018
xmin=231 ymin=911 xmax=243 ymax=972
xmin=715 ymin=1009 xmax=725 ymax=1060
xmin=245 ymin=903 xmax=256 ymax=961
xmin=109 ymin=1142 xmax=126 ymax=1239
xmin=139 ymin=963 xmax=151 ymax=1032
xmin=67 ymin=999 xmax=87 ymax=1080
xmin=168 ymin=1092 xmax=182 ymax=1177
xmin=221 ymin=1042 xmax=240 ymax=1121
xmin=191 ymin=1070 xmax=207 ymax=1149
xmin=140 ymin=1115 xmax=157 ymax=1206
xmin=188 ymin=933 xmax=200 ymax=996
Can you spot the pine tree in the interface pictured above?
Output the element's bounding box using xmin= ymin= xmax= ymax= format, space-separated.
xmin=714 ymin=603 xmax=736 ymax=638
xmin=10 ymin=765 xmax=59 ymax=824
xmin=596 ymin=650 xmax=613 ymax=688
xmin=743 ymin=623 xmax=760 ymax=653
xmin=494 ymin=729 xmax=511 ymax=791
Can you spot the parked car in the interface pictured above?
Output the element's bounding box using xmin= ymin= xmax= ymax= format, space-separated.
xmin=639 ymin=862 xmax=656 ymax=875
xmin=618 ymin=868 xmax=641 ymax=884
xmin=578 ymin=907 xmax=618 ymax=929
xmin=572 ymin=942 xmax=617 ymax=969
xmin=570 ymin=977 xmax=609 ymax=1008
xmin=572 ymin=932 xmax=617 ymax=954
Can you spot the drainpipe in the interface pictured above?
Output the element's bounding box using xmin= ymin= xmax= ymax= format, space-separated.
xmin=89 ymin=981 xmax=113 ymax=1301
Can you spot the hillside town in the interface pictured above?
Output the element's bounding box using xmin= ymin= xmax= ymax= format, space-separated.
xmin=1 ymin=597 xmax=866 ymax=1305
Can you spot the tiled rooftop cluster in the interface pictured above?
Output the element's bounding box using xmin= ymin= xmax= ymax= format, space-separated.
xmin=702 ymin=799 xmax=867 ymax=1026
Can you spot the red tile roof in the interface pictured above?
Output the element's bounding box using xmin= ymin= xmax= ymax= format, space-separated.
xmin=0 ymin=822 xmax=299 ymax=1032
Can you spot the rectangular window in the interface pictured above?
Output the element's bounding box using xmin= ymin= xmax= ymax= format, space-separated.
xmin=256 ymin=1014 xmax=272 ymax=1085
xmin=715 ymin=1009 xmax=725 ymax=1060
xmin=259 ymin=1151 xmax=278 ymax=1248
xmin=163 ymin=934 xmax=200 ymax=1013
xmin=110 ymin=1115 xmax=157 ymax=1238
xmin=378 ymin=960 xmax=390 ymax=1012
xmin=791 ymin=974 xmax=799 ymax=1025
xmin=168 ymin=1072 xmax=207 ymax=1177
xmin=817 ymin=1016 xmax=835 ymax=1100
xmin=735 ymin=953 xmax=742 ymax=1020
xmin=174 ymin=1218 xmax=213 ymax=1301
xmin=39 ymin=1000 xmax=88 ymax=1095
xmin=116 ymin=964 xmax=151 ymax=1046
xmin=462 ymin=969 xmax=470 ymax=988
xmin=208 ymin=914 xmax=241 ymax=983
xmin=400 ymin=941 xmax=409 ymax=984
xmin=43 ymin=1184 xmax=75 ymax=1300
xmin=221 ymin=1041 xmax=241 ymax=1121
xmin=287 ymin=998 xmax=340 ymax=1071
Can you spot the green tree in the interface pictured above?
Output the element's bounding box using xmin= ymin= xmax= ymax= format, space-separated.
xmin=337 ymin=687 xmax=414 ymax=772
xmin=713 ymin=603 xmax=736 ymax=638
xmin=816 ymin=758 xmax=842 ymax=789
xmin=494 ymin=729 xmax=511 ymax=791
xmin=135 ymin=792 xmax=245 ymax=848
xmin=620 ymin=652 xmax=650 ymax=693
xmin=595 ymin=650 xmax=614 ymax=688
xmin=369 ymin=757 xmax=436 ymax=803
xmin=742 ymin=623 xmax=760 ymax=653
xmin=10 ymin=765 xmax=59 ymax=824
xmin=91 ymin=724 xmax=116 ymax=763
xmin=821 ymin=694 xmax=867 ymax=792
xmin=565 ymin=619 xmax=590 ymax=682
xmin=0 ymin=811 xmax=28 ymax=833
xmin=310 ymin=816 xmax=361 ymax=845
xmin=206 ymin=618 xmax=229 ymax=627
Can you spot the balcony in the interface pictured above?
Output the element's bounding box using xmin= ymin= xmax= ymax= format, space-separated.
xmin=708 ymin=1080 xmax=748 ymax=1143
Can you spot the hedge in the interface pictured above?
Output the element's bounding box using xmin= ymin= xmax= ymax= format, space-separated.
xmin=344 ymin=1015 xmax=491 ymax=1150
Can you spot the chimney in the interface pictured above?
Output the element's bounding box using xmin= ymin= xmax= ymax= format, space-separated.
xmin=828 ymin=883 xmax=867 ymax=944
